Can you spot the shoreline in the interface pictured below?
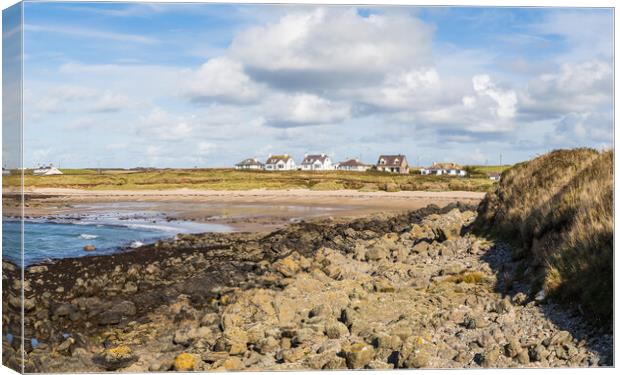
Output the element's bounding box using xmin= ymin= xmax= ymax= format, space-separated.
xmin=4 ymin=188 xmax=485 ymax=232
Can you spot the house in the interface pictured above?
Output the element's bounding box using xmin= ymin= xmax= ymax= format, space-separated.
xmin=488 ymin=172 xmax=501 ymax=182
xmin=264 ymin=154 xmax=296 ymax=171
xmin=235 ymin=158 xmax=264 ymax=170
xmin=420 ymin=162 xmax=467 ymax=177
xmin=33 ymin=164 xmax=63 ymax=176
xmin=301 ymin=153 xmax=333 ymax=171
xmin=336 ymin=158 xmax=369 ymax=172
xmin=376 ymin=155 xmax=409 ymax=174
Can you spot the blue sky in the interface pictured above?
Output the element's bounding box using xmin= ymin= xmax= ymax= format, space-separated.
xmin=6 ymin=2 xmax=614 ymax=168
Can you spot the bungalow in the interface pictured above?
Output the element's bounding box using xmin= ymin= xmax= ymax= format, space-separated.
xmin=376 ymin=155 xmax=409 ymax=174
xmin=235 ymin=158 xmax=264 ymax=170
xmin=488 ymin=172 xmax=501 ymax=182
xmin=301 ymin=153 xmax=333 ymax=171
xmin=420 ymin=162 xmax=467 ymax=177
xmin=33 ymin=164 xmax=63 ymax=176
xmin=337 ymin=158 xmax=369 ymax=172
xmin=264 ymin=154 xmax=296 ymax=171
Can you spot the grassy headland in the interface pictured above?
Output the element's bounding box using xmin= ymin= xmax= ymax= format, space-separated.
xmin=476 ymin=148 xmax=613 ymax=324
xmin=4 ymin=169 xmax=496 ymax=192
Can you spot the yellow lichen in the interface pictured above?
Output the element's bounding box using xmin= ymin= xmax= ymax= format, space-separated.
xmin=174 ymin=353 xmax=197 ymax=371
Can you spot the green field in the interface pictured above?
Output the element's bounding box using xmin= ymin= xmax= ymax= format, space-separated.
xmin=3 ymin=168 xmax=500 ymax=192
xmin=466 ymin=165 xmax=511 ymax=174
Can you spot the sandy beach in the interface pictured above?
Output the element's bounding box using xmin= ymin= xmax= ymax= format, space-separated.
xmin=9 ymin=188 xmax=486 ymax=232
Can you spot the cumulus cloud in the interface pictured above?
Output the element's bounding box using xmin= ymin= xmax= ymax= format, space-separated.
xmin=263 ymin=93 xmax=351 ymax=127
xmin=184 ymin=57 xmax=263 ymax=104
xmin=229 ymin=8 xmax=434 ymax=91
xmin=520 ymin=61 xmax=612 ymax=118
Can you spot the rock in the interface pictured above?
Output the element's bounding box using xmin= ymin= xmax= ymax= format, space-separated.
xmin=374 ymin=279 xmax=396 ymax=293
xmin=512 ymin=292 xmax=528 ymax=305
xmin=113 ymin=301 xmax=137 ymax=316
xmin=494 ymin=297 xmax=513 ymax=314
xmin=224 ymin=327 xmax=249 ymax=355
xmin=28 ymin=265 xmax=48 ymax=274
xmin=373 ymin=333 xmax=401 ymax=350
xmin=516 ymin=349 xmax=530 ymax=364
xmin=325 ymin=321 xmax=349 ymax=339
xmin=56 ymin=337 xmax=74 ymax=355
xmin=309 ymin=304 xmax=332 ymax=318
xmin=222 ymin=356 xmax=244 ymax=370
xmin=344 ymin=342 xmax=375 ymax=369
xmin=93 ymin=345 xmax=137 ymax=370
xmin=402 ymin=351 xmax=430 ymax=368
xmin=83 ymin=245 xmax=96 ymax=252
xmin=367 ymin=360 xmax=394 ymax=369
xmin=412 ymin=241 xmax=430 ymax=254
xmin=530 ymin=345 xmax=550 ymax=362
xmin=174 ymin=353 xmax=197 ymax=371
xmin=273 ymin=256 xmax=300 ymax=277
xmin=52 ymin=303 xmax=76 ymax=319
xmin=365 ymin=246 xmax=388 ymax=261
xmin=257 ymin=336 xmax=280 ymax=354
xmin=481 ymin=346 xmax=501 ymax=368
xmin=504 ymin=337 xmax=522 ymax=358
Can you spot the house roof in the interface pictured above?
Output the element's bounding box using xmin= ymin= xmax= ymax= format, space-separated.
xmin=487 ymin=172 xmax=501 ymax=178
xmin=377 ymin=155 xmax=407 ymax=167
xmin=338 ymin=159 xmax=367 ymax=167
xmin=428 ymin=162 xmax=463 ymax=170
xmin=301 ymin=154 xmax=329 ymax=165
xmin=265 ymin=155 xmax=291 ymax=164
xmin=235 ymin=158 xmax=263 ymax=167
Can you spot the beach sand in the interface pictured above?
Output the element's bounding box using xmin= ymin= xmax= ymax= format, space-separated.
xmin=6 ymin=188 xmax=486 ymax=232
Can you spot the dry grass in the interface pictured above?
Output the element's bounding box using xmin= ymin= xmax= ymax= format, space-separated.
xmin=476 ymin=148 xmax=613 ymax=324
xmin=3 ymin=169 xmax=495 ymax=192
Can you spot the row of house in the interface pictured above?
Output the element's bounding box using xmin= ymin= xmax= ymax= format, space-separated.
xmin=235 ymin=153 xmax=368 ymax=172
xmin=236 ymin=154 xmax=419 ymax=175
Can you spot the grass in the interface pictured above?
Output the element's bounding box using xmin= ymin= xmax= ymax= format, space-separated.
xmin=4 ymin=168 xmax=496 ymax=192
xmin=466 ymin=165 xmax=512 ymax=174
xmin=475 ymin=148 xmax=613 ymax=325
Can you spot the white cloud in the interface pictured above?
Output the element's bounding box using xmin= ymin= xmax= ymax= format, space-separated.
xmin=26 ymin=23 xmax=158 ymax=44
xmin=520 ymin=61 xmax=612 ymax=117
xmin=263 ymin=93 xmax=351 ymax=127
xmin=230 ymin=8 xmax=434 ymax=90
xmin=184 ymin=57 xmax=263 ymax=104
xmin=472 ymin=74 xmax=517 ymax=119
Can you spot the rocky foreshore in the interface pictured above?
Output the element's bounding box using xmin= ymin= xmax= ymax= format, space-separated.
xmin=2 ymin=202 xmax=612 ymax=372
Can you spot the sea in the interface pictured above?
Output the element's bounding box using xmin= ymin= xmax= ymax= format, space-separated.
xmin=2 ymin=216 xmax=231 ymax=266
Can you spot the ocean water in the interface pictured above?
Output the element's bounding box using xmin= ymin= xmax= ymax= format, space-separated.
xmin=2 ymin=218 xmax=231 ymax=266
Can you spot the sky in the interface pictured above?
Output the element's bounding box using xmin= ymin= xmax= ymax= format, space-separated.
xmin=5 ymin=2 xmax=614 ymax=168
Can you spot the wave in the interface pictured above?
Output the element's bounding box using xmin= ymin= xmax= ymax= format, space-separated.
xmin=79 ymin=234 xmax=99 ymax=240
xmin=129 ymin=241 xmax=144 ymax=249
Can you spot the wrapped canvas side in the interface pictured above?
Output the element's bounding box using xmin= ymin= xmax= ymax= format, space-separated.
xmin=2 ymin=2 xmax=24 ymax=373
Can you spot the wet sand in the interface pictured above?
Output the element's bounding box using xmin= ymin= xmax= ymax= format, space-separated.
xmin=6 ymin=188 xmax=485 ymax=232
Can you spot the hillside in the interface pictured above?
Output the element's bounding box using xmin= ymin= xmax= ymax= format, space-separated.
xmin=475 ymin=148 xmax=613 ymax=325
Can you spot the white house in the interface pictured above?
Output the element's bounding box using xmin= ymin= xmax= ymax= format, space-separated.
xmin=264 ymin=154 xmax=296 ymax=171
xmin=336 ymin=158 xmax=369 ymax=172
xmin=235 ymin=158 xmax=264 ymax=170
xmin=488 ymin=172 xmax=501 ymax=181
xmin=420 ymin=162 xmax=467 ymax=177
xmin=301 ymin=153 xmax=333 ymax=171
xmin=33 ymin=164 xmax=63 ymax=176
